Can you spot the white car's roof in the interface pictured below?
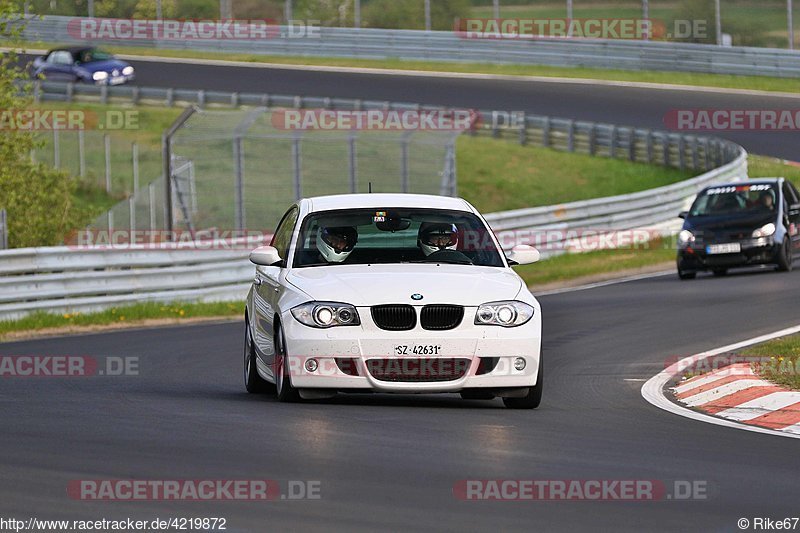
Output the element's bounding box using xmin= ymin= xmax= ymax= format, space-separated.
xmin=305 ymin=193 xmax=475 ymax=213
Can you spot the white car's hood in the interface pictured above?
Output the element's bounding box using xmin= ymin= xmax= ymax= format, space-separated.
xmin=286 ymin=264 xmax=523 ymax=306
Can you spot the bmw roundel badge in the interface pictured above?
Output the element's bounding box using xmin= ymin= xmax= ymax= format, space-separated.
xmin=411 ymin=293 xmax=423 ymax=301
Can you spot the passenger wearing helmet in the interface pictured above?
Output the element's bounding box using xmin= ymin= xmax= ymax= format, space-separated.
xmin=418 ymin=222 xmax=459 ymax=257
xmin=316 ymin=226 xmax=358 ymax=263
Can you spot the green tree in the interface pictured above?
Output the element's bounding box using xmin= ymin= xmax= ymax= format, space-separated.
xmin=0 ymin=1 xmax=77 ymax=248
xmin=133 ymin=0 xmax=177 ymax=18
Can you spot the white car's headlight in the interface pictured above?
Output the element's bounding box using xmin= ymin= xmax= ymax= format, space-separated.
xmin=291 ymin=302 xmax=360 ymax=328
xmin=92 ymin=71 xmax=109 ymax=81
xmin=752 ymin=223 xmax=776 ymax=238
xmin=122 ymin=66 xmax=134 ymax=76
xmin=474 ymin=301 xmax=534 ymax=327
xmin=678 ymin=229 xmax=695 ymax=244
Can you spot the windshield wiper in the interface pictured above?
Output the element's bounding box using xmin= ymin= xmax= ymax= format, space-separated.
xmin=411 ymin=259 xmax=473 ymax=265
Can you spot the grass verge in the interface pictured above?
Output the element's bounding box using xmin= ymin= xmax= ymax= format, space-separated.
xmin=0 ymin=301 xmax=243 ymax=341
xmin=741 ymin=334 xmax=800 ymax=390
xmin=15 ymin=40 xmax=800 ymax=94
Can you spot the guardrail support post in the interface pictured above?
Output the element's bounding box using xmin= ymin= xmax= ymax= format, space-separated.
xmin=540 ymin=116 xmax=548 ymax=148
xmin=646 ymin=131 xmax=654 ymax=163
xmin=691 ymin=137 xmax=699 ymax=170
xmin=567 ymin=120 xmax=575 ymax=152
xmin=678 ymin=136 xmax=686 ymax=171
xmin=132 ymin=142 xmax=139 ymax=194
xmin=609 ymin=125 xmax=617 ymax=157
xmin=588 ymin=124 xmax=596 ymax=156
xmin=662 ymin=135 xmax=670 ymax=166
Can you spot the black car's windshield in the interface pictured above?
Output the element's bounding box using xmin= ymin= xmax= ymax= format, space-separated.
xmin=689 ymin=183 xmax=778 ymax=217
xmin=78 ymin=49 xmax=114 ymax=63
xmin=293 ymin=208 xmax=504 ymax=267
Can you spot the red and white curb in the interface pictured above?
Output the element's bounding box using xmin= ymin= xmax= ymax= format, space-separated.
xmin=642 ymin=325 xmax=800 ymax=439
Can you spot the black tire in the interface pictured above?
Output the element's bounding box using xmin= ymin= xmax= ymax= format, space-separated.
xmin=677 ymin=259 xmax=696 ymax=280
xmin=503 ymin=356 xmax=543 ymax=409
xmin=777 ymin=237 xmax=793 ymax=272
xmin=244 ymin=318 xmax=271 ymax=394
xmin=712 ymin=268 xmax=728 ymax=277
xmin=274 ymin=323 xmax=301 ymax=403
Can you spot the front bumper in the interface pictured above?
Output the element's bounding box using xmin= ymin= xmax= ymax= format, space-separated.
xmin=281 ymin=306 xmax=541 ymax=393
xmin=677 ymin=237 xmax=780 ymax=270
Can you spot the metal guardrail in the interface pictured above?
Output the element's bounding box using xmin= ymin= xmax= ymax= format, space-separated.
xmin=0 ymin=146 xmax=747 ymax=321
xmin=18 ymin=15 xmax=800 ymax=78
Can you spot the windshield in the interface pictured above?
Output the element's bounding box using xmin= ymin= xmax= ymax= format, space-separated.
xmin=292 ymin=208 xmax=505 ymax=268
xmin=79 ymin=49 xmax=114 ymax=63
xmin=689 ymin=183 xmax=778 ymax=216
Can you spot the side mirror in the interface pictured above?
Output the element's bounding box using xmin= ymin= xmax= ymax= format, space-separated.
xmin=506 ymin=244 xmax=540 ymax=266
xmin=249 ymin=246 xmax=282 ymax=266
xmin=678 ymin=211 xmax=688 ymax=219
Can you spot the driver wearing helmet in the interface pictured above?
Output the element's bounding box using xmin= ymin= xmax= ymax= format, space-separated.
xmin=316 ymin=226 xmax=358 ymax=263
xmin=418 ymin=222 xmax=459 ymax=256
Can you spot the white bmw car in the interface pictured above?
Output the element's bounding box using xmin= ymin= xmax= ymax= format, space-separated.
xmin=243 ymin=193 xmax=543 ymax=408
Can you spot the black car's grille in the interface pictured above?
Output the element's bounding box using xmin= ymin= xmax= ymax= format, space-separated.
xmin=366 ymin=358 xmax=471 ymax=382
xmin=420 ymin=305 xmax=464 ymax=330
xmin=371 ymin=304 xmax=416 ymax=331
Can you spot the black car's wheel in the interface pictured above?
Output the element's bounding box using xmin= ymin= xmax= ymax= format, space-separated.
xmin=677 ymin=259 xmax=696 ymax=280
xmin=244 ymin=318 xmax=271 ymax=394
xmin=503 ymin=356 xmax=543 ymax=410
xmin=777 ymin=237 xmax=793 ymax=272
xmin=712 ymin=268 xmax=728 ymax=277
xmin=274 ymin=323 xmax=301 ymax=402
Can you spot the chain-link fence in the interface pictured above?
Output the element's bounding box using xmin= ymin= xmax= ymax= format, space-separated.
xmin=89 ymin=107 xmax=461 ymax=234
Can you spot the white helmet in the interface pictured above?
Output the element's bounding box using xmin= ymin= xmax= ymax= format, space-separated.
xmin=317 ymin=226 xmax=358 ymax=263
xmin=418 ymin=223 xmax=459 ymax=256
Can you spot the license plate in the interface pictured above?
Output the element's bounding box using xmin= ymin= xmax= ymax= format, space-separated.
xmin=394 ymin=345 xmax=442 ymax=356
xmin=109 ymin=76 xmax=126 ymax=85
xmin=706 ymin=243 xmax=741 ymax=254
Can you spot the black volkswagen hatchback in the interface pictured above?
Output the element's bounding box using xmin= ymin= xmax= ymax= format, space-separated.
xmin=677 ymin=178 xmax=800 ymax=279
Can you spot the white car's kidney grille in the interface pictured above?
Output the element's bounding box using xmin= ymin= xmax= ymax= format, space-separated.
xmin=371 ymin=304 xmax=416 ymax=331
xmin=420 ymin=305 xmax=464 ymax=330
xmin=366 ymin=358 xmax=471 ymax=382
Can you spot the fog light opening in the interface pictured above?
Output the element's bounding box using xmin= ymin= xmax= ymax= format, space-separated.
xmin=305 ymin=358 xmax=319 ymax=372
xmin=514 ymin=357 xmax=526 ymax=371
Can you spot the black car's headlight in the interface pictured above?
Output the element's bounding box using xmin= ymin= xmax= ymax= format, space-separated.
xmin=291 ymin=302 xmax=360 ymax=328
xmin=474 ymin=301 xmax=534 ymax=327
xmin=752 ymin=223 xmax=776 ymax=238
xmin=678 ymin=230 xmax=695 ymax=245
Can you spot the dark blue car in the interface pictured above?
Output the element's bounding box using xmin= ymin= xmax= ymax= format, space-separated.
xmin=676 ymin=178 xmax=800 ymax=279
xmin=31 ymin=46 xmax=135 ymax=85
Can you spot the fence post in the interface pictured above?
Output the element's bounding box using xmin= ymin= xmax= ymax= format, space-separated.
xmin=400 ymin=132 xmax=411 ymax=193
xmin=646 ymin=131 xmax=654 ymax=163
xmin=348 ymin=134 xmax=358 ymax=193
xmin=149 ymin=182 xmax=156 ymax=231
xmin=53 ymin=130 xmax=60 ymax=169
xmin=129 ymin=196 xmax=136 ymax=231
xmin=628 ymin=129 xmax=637 ymax=161
xmin=78 ymin=130 xmax=86 ymax=178
xmin=132 ymin=142 xmax=139 ymax=195
xmin=233 ymin=136 xmax=245 ymax=230
xmin=662 ymin=134 xmax=670 ymax=166
xmin=292 ymin=136 xmax=302 ymax=201
xmin=0 ymin=208 xmax=7 ymax=250
xmin=588 ymin=124 xmax=596 ymax=156
xmin=104 ymin=134 xmax=112 ymax=193
xmin=609 ymin=125 xmax=617 ymax=157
